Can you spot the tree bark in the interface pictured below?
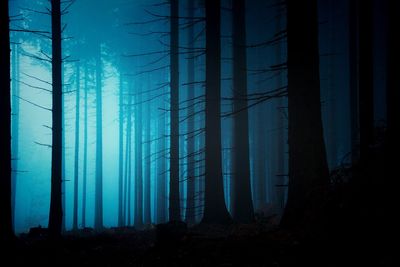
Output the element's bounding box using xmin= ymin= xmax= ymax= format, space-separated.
xmin=48 ymin=0 xmax=63 ymax=237
xmin=231 ymin=0 xmax=254 ymax=223
xmin=202 ymin=0 xmax=231 ymax=224
xmin=281 ymin=0 xmax=329 ymax=229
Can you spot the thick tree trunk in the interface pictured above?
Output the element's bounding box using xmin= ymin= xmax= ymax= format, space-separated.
xmin=169 ymin=0 xmax=181 ymax=222
xmin=82 ymin=62 xmax=88 ymax=228
xmin=11 ymin=43 xmax=20 ymax=231
xmin=231 ymin=0 xmax=254 ymax=223
xmin=118 ymin=73 xmax=124 ymax=227
xmin=358 ymin=0 xmax=374 ymax=163
xmin=185 ymin=0 xmax=195 ymax=225
xmin=202 ymin=0 xmax=231 ymax=224
xmin=0 ymin=0 xmax=14 ymax=240
xmin=72 ymin=62 xmax=80 ymax=231
xmin=48 ymin=0 xmax=63 ymax=237
xmin=94 ymin=44 xmax=103 ymax=230
xmin=281 ymin=0 xmax=329 ymax=229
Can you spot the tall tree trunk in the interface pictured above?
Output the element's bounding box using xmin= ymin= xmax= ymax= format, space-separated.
xmin=157 ymin=103 xmax=167 ymax=223
xmin=358 ymin=0 xmax=374 ymax=163
xmin=281 ymin=0 xmax=329 ymax=229
xmin=144 ymin=101 xmax=151 ymax=224
xmin=94 ymin=43 xmax=103 ymax=230
xmin=348 ymin=0 xmax=359 ymax=163
xmin=185 ymin=0 xmax=195 ymax=225
xmin=72 ymin=62 xmax=80 ymax=231
xmin=125 ymin=91 xmax=132 ymax=226
xmin=48 ymin=0 xmax=63 ymax=237
xmin=118 ymin=73 xmax=124 ymax=227
xmin=11 ymin=43 xmax=20 ymax=231
xmin=231 ymin=0 xmax=254 ymax=223
xmin=169 ymin=0 xmax=181 ymax=222
xmin=82 ymin=62 xmax=88 ymax=228
xmin=134 ymin=94 xmax=143 ymax=228
xmin=202 ymin=0 xmax=231 ymax=224
xmin=254 ymin=109 xmax=266 ymax=211
xmin=0 ymin=0 xmax=14 ymax=240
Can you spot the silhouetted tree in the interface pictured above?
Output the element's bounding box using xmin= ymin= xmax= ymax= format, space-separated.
xmin=358 ymin=0 xmax=374 ymax=163
xmin=81 ymin=62 xmax=88 ymax=228
xmin=281 ymin=0 xmax=329 ymax=228
xmin=231 ymin=0 xmax=254 ymax=223
xmin=94 ymin=43 xmax=104 ymax=230
xmin=169 ymin=0 xmax=181 ymax=222
xmin=134 ymin=93 xmax=143 ymax=228
xmin=48 ymin=0 xmax=63 ymax=237
xmin=202 ymin=0 xmax=231 ymax=224
xmin=72 ymin=61 xmax=80 ymax=231
xmin=144 ymin=97 xmax=151 ymax=224
xmin=118 ymin=72 xmax=124 ymax=227
xmin=185 ymin=0 xmax=196 ymax=225
xmin=0 ymin=0 xmax=15 ymax=241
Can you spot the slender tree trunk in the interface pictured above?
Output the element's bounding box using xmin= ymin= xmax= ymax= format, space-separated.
xmin=48 ymin=0 xmax=63 ymax=237
xmin=202 ymin=0 xmax=231 ymax=224
xmin=348 ymin=0 xmax=359 ymax=163
xmin=281 ymin=0 xmax=329 ymax=228
xmin=144 ymin=101 xmax=151 ymax=224
xmin=254 ymin=109 xmax=266 ymax=211
xmin=185 ymin=0 xmax=196 ymax=225
xmin=0 ymin=0 xmax=14 ymax=240
xmin=11 ymin=43 xmax=20 ymax=231
xmin=157 ymin=103 xmax=167 ymax=223
xmin=358 ymin=0 xmax=374 ymax=163
xmin=61 ymin=64 xmax=66 ymax=232
xmin=118 ymin=73 xmax=124 ymax=227
xmin=134 ymin=94 xmax=143 ymax=228
xmin=231 ymin=0 xmax=254 ymax=223
xmin=94 ymin=43 xmax=103 ymax=230
xmin=72 ymin=62 xmax=80 ymax=231
xmin=169 ymin=0 xmax=181 ymax=222
xmin=82 ymin=62 xmax=88 ymax=228
xmin=125 ymin=91 xmax=132 ymax=226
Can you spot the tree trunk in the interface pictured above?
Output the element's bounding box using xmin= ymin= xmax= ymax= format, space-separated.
xmin=72 ymin=62 xmax=80 ymax=231
xmin=231 ymin=0 xmax=254 ymax=223
xmin=48 ymin=0 xmax=63 ymax=237
xmin=348 ymin=0 xmax=359 ymax=163
xmin=94 ymin=43 xmax=103 ymax=230
xmin=11 ymin=43 xmax=20 ymax=231
xmin=202 ymin=0 xmax=231 ymax=224
xmin=82 ymin=62 xmax=88 ymax=228
xmin=185 ymin=0 xmax=196 ymax=225
xmin=125 ymin=91 xmax=132 ymax=226
xmin=157 ymin=102 xmax=167 ymax=223
xmin=281 ymin=0 xmax=329 ymax=229
xmin=358 ymin=0 xmax=374 ymax=163
xmin=144 ymin=100 xmax=151 ymax=224
xmin=169 ymin=0 xmax=181 ymax=222
xmin=118 ymin=73 xmax=124 ymax=227
xmin=134 ymin=94 xmax=143 ymax=228
xmin=0 ymin=0 xmax=14 ymax=240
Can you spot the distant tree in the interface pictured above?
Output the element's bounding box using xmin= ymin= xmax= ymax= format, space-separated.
xmin=202 ymin=0 xmax=232 ymax=224
xmin=280 ymin=0 xmax=329 ymax=228
xmin=48 ymin=0 xmax=63 ymax=237
xmin=144 ymin=95 xmax=152 ymax=225
xmin=118 ymin=72 xmax=124 ymax=227
xmin=81 ymin=62 xmax=89 ymax=228
xmin=0 ymin=0 xmax=15 ymax=240
xmin=231 ymin=0 xmax=254 ymax=223
xmin=134 ymin=93 xmax=143 ymax=228
xmin=72 ymin=61 xmax=80 ymax=231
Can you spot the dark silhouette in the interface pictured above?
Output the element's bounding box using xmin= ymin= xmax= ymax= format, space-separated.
xmin=281 ymin=0 xmax=329 ymax=228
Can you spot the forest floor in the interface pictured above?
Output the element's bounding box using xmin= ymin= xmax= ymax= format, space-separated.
xmin=3 ymin=218 xmax=394 ymax=266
